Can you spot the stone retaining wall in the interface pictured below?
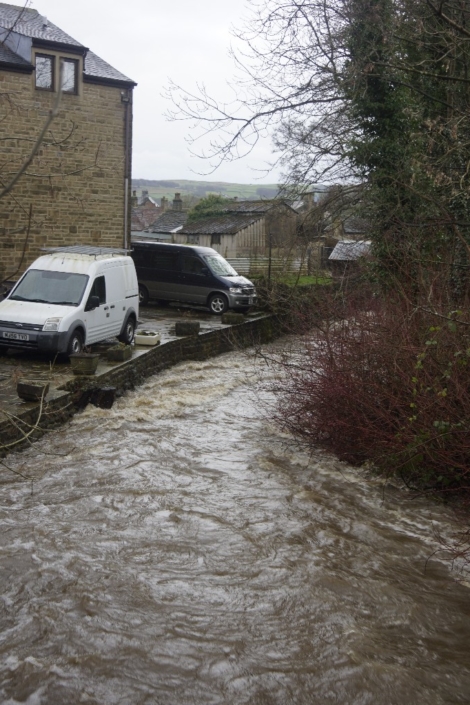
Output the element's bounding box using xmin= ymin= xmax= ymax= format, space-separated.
xmin=0 ymin=315 xmax=284 ymax=455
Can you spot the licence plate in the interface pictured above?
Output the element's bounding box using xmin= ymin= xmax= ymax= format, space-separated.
xmin=3 ymin=331 xmax=29 ymax=341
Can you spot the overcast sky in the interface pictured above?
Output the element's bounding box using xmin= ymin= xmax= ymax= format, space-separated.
xmin=29 ymin=0 xmax=281 ymax=185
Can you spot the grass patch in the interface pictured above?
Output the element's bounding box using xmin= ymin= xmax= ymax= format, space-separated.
xmin=253 ymin=274 xmax=332 ymax=287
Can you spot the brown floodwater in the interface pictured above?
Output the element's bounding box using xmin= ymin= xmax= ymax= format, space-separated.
xmin=1 ymin=345 xmax=469 ymax=705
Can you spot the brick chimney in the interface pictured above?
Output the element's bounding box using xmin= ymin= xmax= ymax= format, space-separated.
xmin=173 ymin=192 xmax=183 ymax=211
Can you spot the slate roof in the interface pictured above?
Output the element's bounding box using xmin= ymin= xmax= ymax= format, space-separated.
xmin=84 ymin=50 xmax=135 ymax=86
xmin=0 ymin=3 xmax=82 ymax=46
xmin=0 ymin=40 xmax=29 ymax=66
xmin=328 ymin=240 xmax=371 ymax=261
xmin=0 ymin=3 xmax=135 ymax=85
xmin=150 ymin=211 xmax=188 ymax=234
xmin=181 ymin=214 xmax=261 ymax=236
xmin=223 ymin=199 xmax=295 ymax=215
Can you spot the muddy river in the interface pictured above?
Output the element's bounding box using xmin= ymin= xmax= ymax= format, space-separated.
xmin=1 ymin=345 xmax=470 ymax=704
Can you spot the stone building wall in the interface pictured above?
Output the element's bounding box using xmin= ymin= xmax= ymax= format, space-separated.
xmin=0 ymin=67 xmax=130 ymax=283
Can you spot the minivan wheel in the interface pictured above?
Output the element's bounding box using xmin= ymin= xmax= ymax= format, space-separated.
xmin=139 ymin=285 xmax=149 ymax=306
xmin=208 ymin=293 xmax=229 ymax=315
xmin=118 ymin=316 xmax=136 ymax=344
xmin=67 ymin=329 xmax=84 ymax=356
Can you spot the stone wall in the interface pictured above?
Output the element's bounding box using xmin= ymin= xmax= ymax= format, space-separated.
xmin=0 ymin=314 xmax=285 ymax=455
xmin=0 ymin=68 xmax=131 ymax=282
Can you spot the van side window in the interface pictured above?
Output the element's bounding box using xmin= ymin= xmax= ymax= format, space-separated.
xmin=89 ymin=275 xmax=106 ymax=304
xmin=181 ymin=256 xmax=206 ymax=275
xmin=153 ymin=253 xmax=179 ymax=270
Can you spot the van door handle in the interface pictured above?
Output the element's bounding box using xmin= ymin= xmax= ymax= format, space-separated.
xmin=104 ymin=306 xmax=109 ymax=311
xmin=110 ymin=305 xmax=115 ymax=309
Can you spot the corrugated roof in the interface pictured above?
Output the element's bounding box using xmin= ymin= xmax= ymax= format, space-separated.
xmin=328 ymin=240 xmax=371 ymax=261
xmin=0 ymin=3 xmax=135 ymax=85
xmin=181 ymin=214 xmax=260 ymax=235
xmin=150 ymin=211 xmax=188 ymax=233
xmin=224 ymin=199 xmax=294 ymax=215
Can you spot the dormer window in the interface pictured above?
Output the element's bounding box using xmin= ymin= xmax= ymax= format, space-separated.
xmin=61 ymin=59 xmax=78 ymax=94
xmin=35 ymin=54 xmax=54 ymax=90
xmin=34 ymin=54 xmax=80 ymax=94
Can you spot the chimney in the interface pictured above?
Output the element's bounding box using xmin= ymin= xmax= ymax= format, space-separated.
xmin=161 ymin=197 xmax=168 ymax=212
xmin=142 ymin=190 xmax=149 ymax=200
xmin=131 ymin=190 xmax=138 ymax=207
xmin=173 ymin=192 xmax=183 ymax=211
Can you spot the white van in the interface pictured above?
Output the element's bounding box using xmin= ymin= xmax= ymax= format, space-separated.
xmin=0 ymin=246 xmax=139 ymax=356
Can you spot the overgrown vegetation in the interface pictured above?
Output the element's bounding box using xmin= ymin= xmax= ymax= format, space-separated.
xmin=170 ymin=2 xmax=470 ymax=520
xmin=186 ymin=194 xmax=232 ymax=223
xmin=274 ymin=267 xmax=470 ymax=499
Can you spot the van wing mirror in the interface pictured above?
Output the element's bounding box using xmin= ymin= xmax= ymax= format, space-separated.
xmin=85 ymin=295 xmax=100 ymax=311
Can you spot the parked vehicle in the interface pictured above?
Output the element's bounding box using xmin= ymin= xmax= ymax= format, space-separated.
xmin=131 ymin=242 xmax=257 ymax=314
xmin=0 ymin=246 xmax=139 ymax=355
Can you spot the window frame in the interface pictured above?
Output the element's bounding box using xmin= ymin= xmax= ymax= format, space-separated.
xmin=61 ymin=58 xmax=79 ymax=95
xmin=35 ymin=53 xmax=55 ymax=92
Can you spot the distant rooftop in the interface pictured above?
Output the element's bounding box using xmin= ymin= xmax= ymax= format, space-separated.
xmin=328 ymin=240 xmax=371 ymax=261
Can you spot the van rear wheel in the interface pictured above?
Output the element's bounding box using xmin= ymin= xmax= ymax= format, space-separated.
xmin=118 ymin=316 xmax=136 ymax=344
xmin=138 ymin=285 xmax=149 ymax=306
xmin=208 ymin=293 xmax=229 ymax=315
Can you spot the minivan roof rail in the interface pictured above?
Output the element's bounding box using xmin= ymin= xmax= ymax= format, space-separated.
xmin=41 ymin=245 xmax=130 ymax=257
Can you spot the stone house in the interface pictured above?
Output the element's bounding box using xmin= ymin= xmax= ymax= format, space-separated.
xmin=0 ymin=3 xmax=136 ymax=283
xmin=131 ymin=190 xmax=162 ymax=233
xmin=132 ymin=192 xmax=188 ymax=242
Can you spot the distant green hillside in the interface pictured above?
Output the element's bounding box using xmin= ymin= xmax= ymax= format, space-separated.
xmin=132 ymin=179 xmax=281 ymax=201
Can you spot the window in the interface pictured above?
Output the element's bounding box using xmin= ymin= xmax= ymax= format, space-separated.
xmin=211 ymin=234 xmax=221 ymax=246
xmin=61 ymin=59 xmax=78 ymax=94
xmin=35 ymin=54 xmax=54 ymax=90
xmin=181 ymin=256 xmax=205 ymax=275
xmin=187 ymin=235 xmax=200 ymax=245
xmin=89 ymin=276 xmax=106 ymax=304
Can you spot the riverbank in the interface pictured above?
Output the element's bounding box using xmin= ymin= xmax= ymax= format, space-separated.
xmin=0 ymin=307 xmax=284 ymax=455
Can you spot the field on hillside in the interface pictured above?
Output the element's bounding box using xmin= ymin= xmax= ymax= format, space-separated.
xmin=132 ymin=179 xmax=281 ymax=201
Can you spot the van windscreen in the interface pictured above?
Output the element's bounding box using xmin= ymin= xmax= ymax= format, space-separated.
xmin=203 ymin=255 xmax=238 ymax=277
xmin=10 ymin=270 xmax=89 ymax=306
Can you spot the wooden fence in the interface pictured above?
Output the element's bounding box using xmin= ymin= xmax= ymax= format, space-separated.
xmin=227 ymin=256 xmax=309 ymax=277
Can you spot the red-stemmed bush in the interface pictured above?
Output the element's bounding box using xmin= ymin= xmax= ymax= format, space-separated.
xmin=273 ymin=266 xmax=470 ymax=499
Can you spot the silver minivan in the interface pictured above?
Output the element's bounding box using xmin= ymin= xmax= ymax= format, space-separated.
xmin=132 ymin=242 xmax=257 ymax=314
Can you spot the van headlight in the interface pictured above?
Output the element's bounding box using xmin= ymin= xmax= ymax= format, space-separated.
xmin=43 ymin=317 xmax=62 ymax=332
xmin=229 ymin=287 xmax=243 ymax=294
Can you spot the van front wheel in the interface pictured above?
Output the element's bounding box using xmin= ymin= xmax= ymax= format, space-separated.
xmin=208 ymin=293 xmax=229 ymax=315
xmin=67 ymin=329 xmax=84 ymax=356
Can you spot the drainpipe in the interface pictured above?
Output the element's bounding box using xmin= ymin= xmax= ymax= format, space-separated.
xmin=121 ymin=88 xmax=133 ymax=250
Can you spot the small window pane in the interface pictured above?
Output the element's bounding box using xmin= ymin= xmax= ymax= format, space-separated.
xmin=35 ymin=55 xmax=54 ymax=90
xmin=62 ymin=59 xmax=77 ymax=94
xmin=89 ymin=276 xmax=106 ymax=304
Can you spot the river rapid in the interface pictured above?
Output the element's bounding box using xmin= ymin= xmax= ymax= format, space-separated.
xmin=1 ymin=344 xmax=470 ymax=705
